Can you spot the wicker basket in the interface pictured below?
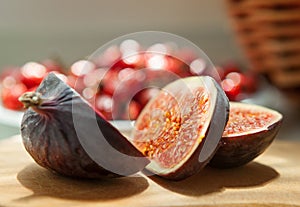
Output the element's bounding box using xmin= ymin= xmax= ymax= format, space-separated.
xmin=226 ymin=0 xmax=300 ymax=104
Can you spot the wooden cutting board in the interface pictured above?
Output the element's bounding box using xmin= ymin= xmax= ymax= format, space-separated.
xmin=0 ymin=135 xmax=299 ymax=207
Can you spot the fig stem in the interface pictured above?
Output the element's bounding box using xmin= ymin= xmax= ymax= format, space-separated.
xmin=19 ymin=92 xmax=43 ymax=109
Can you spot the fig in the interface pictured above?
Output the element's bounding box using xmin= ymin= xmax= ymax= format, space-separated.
xmin=210 ymin=102 xmax=283 ymax=168
xmin=19 ymin=72 xmax=149 ymax=179
xmin=131 ymin=76 xmax=229 ymax=180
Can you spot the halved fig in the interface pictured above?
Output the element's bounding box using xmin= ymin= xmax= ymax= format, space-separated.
xmin=19 ymin=72 xmax=149 ymax=179
xmin=209 ymin=102 xmax=283 ymax=168
xmin=131 ymin=76 xmax=229 ymax=180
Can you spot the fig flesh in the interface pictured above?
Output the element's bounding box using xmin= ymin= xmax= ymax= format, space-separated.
xmin=209 ymin=102 xmax=283 ymax=168
xmin=19 ymin=72 xmax=149 ymax=179
xmin=131 ymin=76 xmax=229 ymax=180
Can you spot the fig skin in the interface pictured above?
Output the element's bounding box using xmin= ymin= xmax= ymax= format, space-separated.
xmin=19 ymin=72 xmax=149 ymax=179
xmin=133 ymin=76 xmax=230 ymax=180
xmin=209 ymin=102 xmax=283 ymax=169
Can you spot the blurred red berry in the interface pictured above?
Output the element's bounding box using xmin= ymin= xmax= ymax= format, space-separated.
xmin=166 ymin=56 xmax=191 ymax=77
xmin=221 ymin=62 xmax=241 ymax=77
xmin=1 ymin=83 xmax=27 ymax=110
xmin=67 ymin=74 xmax=86 ymax=93
xmin=221 ymin=78 xmax=241 ymax=101
xmin=20 ymin=62 xmax=47 ymax=88
xmin=128 ymin=100 xmax=142 ymax=120
xmin=95 ymin=94 xmax=114 ymax=120
xmin=70 ymin=60 xmax=95 ymax=77
xmin=100 ymin=70 xmax=120 ymax=95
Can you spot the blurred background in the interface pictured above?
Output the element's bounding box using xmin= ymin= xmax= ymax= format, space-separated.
xmin=0 ymin=0 xmax=299 ymax=140
xmin=0 ymin=0 xmax=243 ymax=68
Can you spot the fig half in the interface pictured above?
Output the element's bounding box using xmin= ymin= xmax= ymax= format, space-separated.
xmin=209 ymin=102 xmax=283 ymax=168
xmin=131 ymin=76 xmax=229 ymax=180
xmin=19 ymin=72 xmax=149 ymax=179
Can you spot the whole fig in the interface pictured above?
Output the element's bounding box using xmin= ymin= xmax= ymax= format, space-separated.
xmin=19 ymin=72 xmax=149 ymax=179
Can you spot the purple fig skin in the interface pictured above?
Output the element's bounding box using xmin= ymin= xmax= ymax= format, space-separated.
xmin=19 ymin=72 xmax=149 ymax=179
xmin=209 ymin=109 xmax=283 ymax=169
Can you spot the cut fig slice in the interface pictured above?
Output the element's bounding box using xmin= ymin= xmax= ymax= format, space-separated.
xmin=19 ymin=72 xmax=149 ymax=179
xmin=131 ymin=76 xmax=229 ymax=180
xmin=210 ymin=102 xmax=283 ymax=169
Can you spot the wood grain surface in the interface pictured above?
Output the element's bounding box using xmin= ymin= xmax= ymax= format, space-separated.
xmin=0 ymin=135 xmax=299 ymax=207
